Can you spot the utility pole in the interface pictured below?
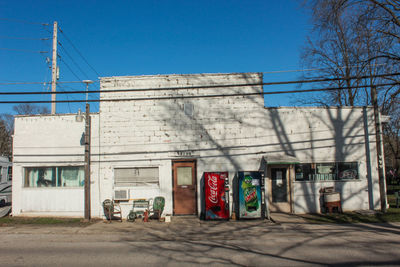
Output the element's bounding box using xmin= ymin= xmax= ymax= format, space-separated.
xmin=84 ymin=103 xmax=91 ymax=221
xmin=51 ymin=21 xmax=58 ymax=114
xmin=371 ymin=85 xmax=387 ymax=212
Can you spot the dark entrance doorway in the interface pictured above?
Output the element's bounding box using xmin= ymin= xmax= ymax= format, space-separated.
xmin=271 ymin=168 xmax=288 ymax=203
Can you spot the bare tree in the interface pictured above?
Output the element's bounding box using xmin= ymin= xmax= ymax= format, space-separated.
xmin=299 ymin=0 xmax=394 ymax=106
xmin=0 ymin=118 xmax=11 ymax=157
xmin=12 ymin=104 xmax=50 ymax=115
xmin=299 ymin=0 xmax=400 ymax=177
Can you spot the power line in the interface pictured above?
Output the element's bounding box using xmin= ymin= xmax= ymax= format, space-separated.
xmin=0 ymin=72 xmax=399 ymax=95
xmin=262 ymin=72 xmax=400 ymax=86
xmin=58 ymin=41 xmax=91 ymax=80
xmin=0 ymin=81 xmax=98 ymax=85
xmin=262 ymin=63 xmax=387 ymax=74
xmin=0 ymin=70 xmax=396 ymax=87
xmin=0 ymin=48 xmax=48 ymax=53
xmin=58 ymin=27 xmax=100 ymax=77
xmin=58 ymin=56 xmax=84 ymax=82
xmin=57 ymin=84 xmax=74 ymax=113
xmin=0 ymin=82 xmax=397 ymax=104
xmin=0 ymin=18 xmax=49 ymax=26
xmin=0 ymin=36 xmax=50 ymax=41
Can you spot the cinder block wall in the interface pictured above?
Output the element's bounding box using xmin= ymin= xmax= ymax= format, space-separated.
xmin=99 ymin=73 xmax=380 ymax=215
xmin=99 ymin=73 xmax=265 ymax=216
xmin=11 ymin=73 xmax=380 ymax=217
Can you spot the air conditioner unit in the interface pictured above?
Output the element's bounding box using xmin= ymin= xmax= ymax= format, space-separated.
xmin=114 ymin=189 xmax=129 ymax=201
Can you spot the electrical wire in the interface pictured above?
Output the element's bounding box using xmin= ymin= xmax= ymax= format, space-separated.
xmin=58 ymin=56 xmax=83 ymax=82
xmin=0 ymin=82 xmax=397 ymax=104
xmin=57 ymin=84 xmax=73 ymax=113
xmin=0 ymin=81 xmax=98 ymax=85
xmin=58 ymin=27 xmax=100 ymax=77
xmin=58 ymin=41 xmax=92 ymax=80
xmin=0 ymin=72 xmax=398 ymax=95
xmin=0 ymin=48 xmax=48 ymax=53
xmin=0 ymin=70 xmax=395 ymax=88
xmin=0 ymin=36 xmax=50 ymax=40
xmin=262 ymin=63 xmax=387 ymax=74
xmin=0 ymin=17 xmax=49 ymax=26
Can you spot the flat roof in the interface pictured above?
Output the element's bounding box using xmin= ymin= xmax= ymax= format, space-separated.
xmin=263 ymin=106 xmax=372 ymax=110
xmin=100 ymin=72 xmax=261 ymax=80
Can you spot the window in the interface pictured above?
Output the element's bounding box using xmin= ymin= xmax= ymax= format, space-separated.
xmin=338 ymin=162 xmax=358 ymax=180
xmin=114 ymin=167 xmax=159 ymax=187
xmin=315 ymin=163 xmax=336 ymax=180
xmin=295 ymin=164 xmax=312 ymax=181
xmin=177 ymin=167 xmax=192 ymax=185
xmin=295 ymin=162 xmax=358 ymax=181
xmin=7 ymin=166 xmax=12 ymax=181
xmin=24 ymin=166 xmax=84 ymax=187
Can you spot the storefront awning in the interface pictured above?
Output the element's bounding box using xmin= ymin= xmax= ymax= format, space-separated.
xmin=262 ymin=155 xmax=300 ymax=165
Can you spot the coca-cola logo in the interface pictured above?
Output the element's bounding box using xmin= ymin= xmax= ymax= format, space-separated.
xmin=207 ymin=174 xmax=218 ymax=204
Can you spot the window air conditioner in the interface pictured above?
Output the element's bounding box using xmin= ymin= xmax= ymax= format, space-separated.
xmin=114 ymin=189 xmax=129 ymax=201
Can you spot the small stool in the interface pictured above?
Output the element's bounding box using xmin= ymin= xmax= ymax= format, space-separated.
xmin=325 ymin=201 xmax=342 ymax=213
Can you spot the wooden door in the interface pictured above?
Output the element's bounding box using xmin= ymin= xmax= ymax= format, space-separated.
xmin=173 ymin=161 xmax=197 ymax=215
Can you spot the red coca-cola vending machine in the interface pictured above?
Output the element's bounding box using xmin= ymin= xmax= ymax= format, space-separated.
xmin=204 ymin=172 xmax=230 ymax=220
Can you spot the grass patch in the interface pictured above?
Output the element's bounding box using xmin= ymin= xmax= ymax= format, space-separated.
xmin=300 ymin=209 xmax=400 ymax=224
xmin=0 ymin=217 xmax=93 ymax=227
xmin=387 ymin=185 xmax=400 ymax=194
xmin=301 ymin=189 xmax=400 ymax=224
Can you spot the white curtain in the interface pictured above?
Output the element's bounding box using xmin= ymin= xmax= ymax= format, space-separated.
xmin=60 ymin=167 xmax=84 ymax=187
xmin=28 ymin=169 xmax=38 ymax=187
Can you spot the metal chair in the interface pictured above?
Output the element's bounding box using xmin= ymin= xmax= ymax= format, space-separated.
xmin=102 ymin=199 xmax=122 ymax=223
xmin=148 ymin=196 xmax=165 ymax=221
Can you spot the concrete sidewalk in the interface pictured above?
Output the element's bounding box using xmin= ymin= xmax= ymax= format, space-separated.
xmin=269 ymin=212 xmax=308 ymax=224
xmin=0 ymin=212 xmax=308 ymax=235
xmin=82 ymin=213 xmax=306 ymax=234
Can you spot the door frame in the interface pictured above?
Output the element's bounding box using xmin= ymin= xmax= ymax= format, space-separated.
xmin=172 ymin=159 xmax=198 ymax=215
xmin=267 ymin=164 xmax=293 ymax=213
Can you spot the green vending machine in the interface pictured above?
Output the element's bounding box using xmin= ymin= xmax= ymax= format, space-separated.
xmin=237 ymin=171 xmax=265 ymax=219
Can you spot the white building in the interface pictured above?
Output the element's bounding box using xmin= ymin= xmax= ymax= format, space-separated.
xmin=12 ymin=72 xmax=384 ymax=218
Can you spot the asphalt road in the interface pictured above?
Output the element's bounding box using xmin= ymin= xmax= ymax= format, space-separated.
xmin=0 ymin=219 xmax=400 ymax=266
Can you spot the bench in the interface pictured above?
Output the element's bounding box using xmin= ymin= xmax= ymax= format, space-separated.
xmin=127 ymin=199 xmax=150 ymax=222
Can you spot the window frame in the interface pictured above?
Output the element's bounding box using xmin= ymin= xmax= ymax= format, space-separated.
xmin=294 ymin=162 xmax=359 ymax=182
xmin=114 ymin=167 xmax=160 ymax=188
xmin=23 ymin=166 xmax=84 ymax=188
xmin=7 ymin=166 xmax=12 ymax=181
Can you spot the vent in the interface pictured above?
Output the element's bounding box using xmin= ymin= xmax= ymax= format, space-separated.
xmin=114 ymin=189 xmax=129 ymax=200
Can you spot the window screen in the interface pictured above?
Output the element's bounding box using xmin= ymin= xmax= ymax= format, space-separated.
xmin=114 ymin=167 xmax=159 ymax=187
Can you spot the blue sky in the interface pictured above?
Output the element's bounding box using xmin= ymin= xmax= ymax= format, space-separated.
xmin=0 ymin=0 xmax=312 ymax=114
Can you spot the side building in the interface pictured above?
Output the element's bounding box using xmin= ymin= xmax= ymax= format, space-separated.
xmin=12 ymin=72 xmax=383 ymax=218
